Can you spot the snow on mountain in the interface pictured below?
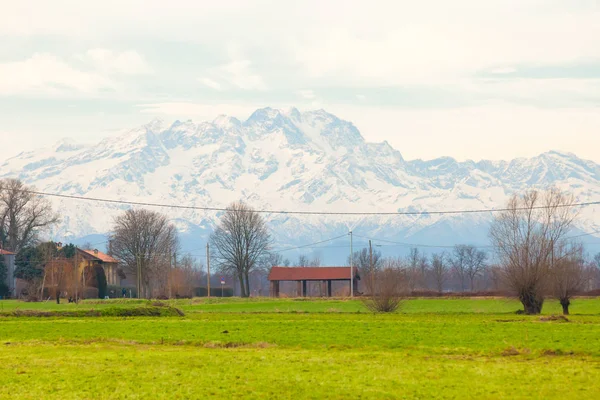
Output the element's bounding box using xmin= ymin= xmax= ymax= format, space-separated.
xmin=2 ymin=107 xmax=599 ymax=263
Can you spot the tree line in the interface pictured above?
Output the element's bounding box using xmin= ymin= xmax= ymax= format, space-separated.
xmin=2 ymin=178 xmax=600 ymax=315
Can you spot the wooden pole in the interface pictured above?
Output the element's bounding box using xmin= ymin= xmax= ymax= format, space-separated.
xmin=369 ymin=239 xmax=373 ymax=295
xmin=349 ymin=230 xmax=353 ymax=297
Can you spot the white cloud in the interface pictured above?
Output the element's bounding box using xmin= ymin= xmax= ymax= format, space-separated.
xmin=297 ymin=90 xmax=316 ymax=99
xmin=199 ymin=58 xmax=266 ymax=91
xmin=216 ymin=60 xmax=266 ymax=90
xmin=489 ymin=67 xmax=517 ymax=74
xmin=0 ymin=49 xmax=152 ymax=96
xmin=199 ymin=78 xmax=222 ymax=91
xmin=0 ymin=53 xmax=114 ymax=96
xmin=80 ymin=49 xmax=152 ymax=75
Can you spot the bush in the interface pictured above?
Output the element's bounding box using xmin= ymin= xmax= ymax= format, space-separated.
xmin=362 ymin=267 xmax=408 ymax=313
xmin=194 ymin=287 xmax=234 ymax=297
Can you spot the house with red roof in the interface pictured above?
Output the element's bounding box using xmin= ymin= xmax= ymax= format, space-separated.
xmin=76 ymin=248 xmax=121 ymax=287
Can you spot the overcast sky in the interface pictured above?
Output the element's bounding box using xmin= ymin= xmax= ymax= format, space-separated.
xmin=1 ymin=0 xmax=599 ymax=162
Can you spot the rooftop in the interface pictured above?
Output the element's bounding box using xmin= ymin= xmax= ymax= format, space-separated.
xmin=268 ymin=266 xmax=359 ymax=281
xmin=0 ymin=249 xmax=15 ymax=255
xmin=78 ymin=249 xmax=119 ymax=264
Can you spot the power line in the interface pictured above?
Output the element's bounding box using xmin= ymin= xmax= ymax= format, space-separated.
xmin=6 ymin=188 xmax=600 ymax=217
xmin=273 ymin=234 xmax=349 ymax=253
xmin=353 ymin=229 xmax=600 ymax=250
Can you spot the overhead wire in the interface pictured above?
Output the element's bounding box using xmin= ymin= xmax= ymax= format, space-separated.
xmin=3 ymin=188 xmax=600 ymax=216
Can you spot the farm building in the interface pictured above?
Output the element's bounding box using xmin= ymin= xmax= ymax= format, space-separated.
xmin=268 ymin=266 xmax=360 ymax=297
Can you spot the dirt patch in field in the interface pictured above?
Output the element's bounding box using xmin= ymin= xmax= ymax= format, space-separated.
xmin=541 ymin=349 xmax=575 ymax=356
xmin=502 ymin=346 xmax=530 ymax=356
xmin=539 ymin=315 xmax=569 ymax=322
xmin=202 ymin=341 xmax=276 ymax=349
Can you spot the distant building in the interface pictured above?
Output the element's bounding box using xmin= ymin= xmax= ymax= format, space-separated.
xmin=268 ymin=266 xmax=360 ymax=297
xmin=76 ymin=248 xmax=121 ymax=286
xmin=0 ymin=249 xmax=16 ymax=297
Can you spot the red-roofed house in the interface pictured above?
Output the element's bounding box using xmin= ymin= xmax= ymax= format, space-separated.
xmin=0 ymin=249 xmax=16 ymax=297
xmin=76 ymin=248 xmax=121 ymax=286
xmin=268 ymin=266 xmax=359 ymax=297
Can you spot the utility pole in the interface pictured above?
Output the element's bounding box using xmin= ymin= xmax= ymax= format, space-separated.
xmin=349 ymin=231 xmax=354 ymax=297
xmin=136 ymin=255 xmax=141 ymax=299
xmin=206 ymin=243 xmax=211 ymax=298
xmin=369 ymin=239 xmax=373 ymax=272
xmin=369 ymin=239 xmax=374 ymax=296
xmin=168 ymin=248 xmax=172 ymax=299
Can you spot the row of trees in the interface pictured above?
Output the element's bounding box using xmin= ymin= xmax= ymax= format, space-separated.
xmin=2 ymin=178 xmax=600 ymax=315
xmin=348 ymin=245 xmax=489 ymax=294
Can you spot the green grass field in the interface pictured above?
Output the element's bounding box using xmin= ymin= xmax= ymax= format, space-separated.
xmin=1 ymin=297 xmax=599 ymax=399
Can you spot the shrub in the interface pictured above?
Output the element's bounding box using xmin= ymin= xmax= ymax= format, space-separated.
xmin=362 ymin=264 xmax=408 ymax=313
xmin=193 ymin=287 xmax=234 ymax=297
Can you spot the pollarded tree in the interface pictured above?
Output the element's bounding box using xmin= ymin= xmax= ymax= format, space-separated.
xmin=110 ymin=209 xmax=179 ymax=298
xmin=489 ymin=189 xmax=577 ymax=315
xmin=551 ymin=243 xmax=587 ymax=315
xmin=210 ymin=201 xmax=271 ymax=298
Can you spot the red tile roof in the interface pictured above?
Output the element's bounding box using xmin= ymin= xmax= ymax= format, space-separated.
xmin=79 ymin=249 xmax=119 ymax=264
xmin=0 ymin=249 xmax=15 ymax=255
xmin=268 ymin=266 xmax=359 ymax=281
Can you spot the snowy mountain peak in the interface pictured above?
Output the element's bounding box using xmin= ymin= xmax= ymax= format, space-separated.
xmin=54 ymin=138 xmax=86 ymax=153
xmin=1 ymin=107 xmax=599 ymax=260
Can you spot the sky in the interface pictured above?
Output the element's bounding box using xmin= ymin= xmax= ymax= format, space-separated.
xmin=1 ymin=0 xmax=600 ymax=162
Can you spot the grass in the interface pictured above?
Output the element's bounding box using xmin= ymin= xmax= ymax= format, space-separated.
xmin=1 ymin=297 xmax=599 ymax=399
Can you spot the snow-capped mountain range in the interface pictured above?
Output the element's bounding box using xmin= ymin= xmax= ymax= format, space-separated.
xmin=2 ymin=107 xmax=600 ymax=263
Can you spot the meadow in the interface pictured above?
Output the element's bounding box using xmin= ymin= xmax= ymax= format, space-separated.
xmin=1 ymin=297 xmax=599 ymax=399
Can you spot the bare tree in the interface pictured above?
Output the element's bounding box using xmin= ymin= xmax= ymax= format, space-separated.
xmin=296 ymin=255 xmax=310 ymax=267
xmin=418 ymin=253 xmax=429 ymax=290
xmin=110 ymin=209 xmax=179 ymax=298
xmin=449 ymin=245 xmax=469 ymax=291
xmin=0 ymin=179 xmax=59 ymax=252
xmin=349 ymin=247 xmax=382 ymax=293
xmin=362 ymin=257 xmax=408 ymax=313
xmin=265 ymin=253 xmax=284 ymax=270
xmin=171 ymin=254 xmax=203 ymax=298
xmin=464 ymin=246 xmax=488 ymax=292
xmin=349 ymin=248 xmax=382 ymax=273
xmin=431 ymin=252 xmax=448 ymax=294
xmin=592 ymin=252 xmax=600 ymax=290
xmin=489 ymin=189 xmax=577 ymax=314
xmin=551 ymin=243 xmax=587 ymax=315
xmin=406 ymin=248 xmax=421 ymax=292
xmin=210 ymin=201 xmax=271 ymax=298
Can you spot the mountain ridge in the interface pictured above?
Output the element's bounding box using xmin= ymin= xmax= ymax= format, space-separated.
xmin=2 ymin=107 xmax=599 ymax=262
